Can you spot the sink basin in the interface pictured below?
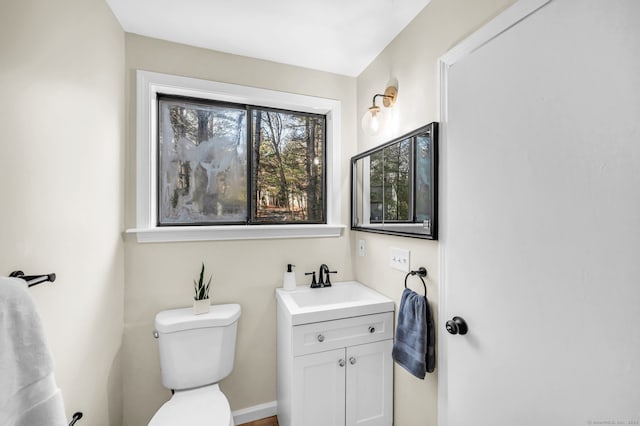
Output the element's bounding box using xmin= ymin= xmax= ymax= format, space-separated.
xmin=276 ymin=281 xmax=394 ymax=325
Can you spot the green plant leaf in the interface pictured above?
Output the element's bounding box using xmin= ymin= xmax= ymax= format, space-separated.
xmin=198 ymin=263 xmax=205 ymax=285
xmin=204 ymin=275 xmax=212 ymax=299
xmin=194 ymin=262 xmax=212 ymax=300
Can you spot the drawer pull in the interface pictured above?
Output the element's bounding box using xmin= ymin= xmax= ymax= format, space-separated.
xmin=349 ymin=357 xmax=357 ymax=365
xmin=338 ymin=358 xmax=345 ymax=367
xmin=317 ymin=334 xmax=325 ymax=342
xmin=368 ymin=326 xmax=375 ymax=333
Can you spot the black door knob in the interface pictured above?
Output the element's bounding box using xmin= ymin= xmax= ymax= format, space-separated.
xmin=446 ymin=316 xmax=468 ymax=335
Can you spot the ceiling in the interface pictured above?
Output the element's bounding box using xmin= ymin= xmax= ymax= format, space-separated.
xmin=105 ymin=0 xmax=431 ymax=77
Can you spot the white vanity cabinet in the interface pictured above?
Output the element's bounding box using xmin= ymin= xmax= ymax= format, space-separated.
xmin=277 ymin=304 xmax=394 ymax=426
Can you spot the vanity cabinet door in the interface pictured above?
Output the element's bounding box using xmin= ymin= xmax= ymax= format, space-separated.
xmin=345 ymin=340 xmax=393 ymax=426
xmin=292 ymin=348 xmax=346 ymax=426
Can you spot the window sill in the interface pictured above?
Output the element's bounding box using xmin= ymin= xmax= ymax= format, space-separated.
xmin=125 ymin=224 xmax=345 ymax=243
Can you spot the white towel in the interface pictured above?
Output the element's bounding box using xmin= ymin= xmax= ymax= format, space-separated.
xmin=0 ymin=277 xmax=67 ymax=426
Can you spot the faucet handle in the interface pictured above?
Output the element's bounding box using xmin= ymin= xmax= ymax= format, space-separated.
xmin=325 ymin=269 xmax=337 ymax=286
xmin=305 ymin=271 xmax=318 ymax=288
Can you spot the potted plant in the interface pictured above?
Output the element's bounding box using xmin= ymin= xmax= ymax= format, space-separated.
xmin=193 ymin=263 xmax=212 ymax=315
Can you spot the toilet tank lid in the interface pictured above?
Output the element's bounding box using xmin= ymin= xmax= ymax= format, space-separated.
xmin=155 ymin=303 xmax=241 ymax=333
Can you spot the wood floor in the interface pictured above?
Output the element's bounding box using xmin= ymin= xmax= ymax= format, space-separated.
xmin=237 ymin=416 xmax=278 ymax=426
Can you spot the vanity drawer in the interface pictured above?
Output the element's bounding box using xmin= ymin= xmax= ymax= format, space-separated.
xmin=292 ymin=311 xmax=394 ymax=356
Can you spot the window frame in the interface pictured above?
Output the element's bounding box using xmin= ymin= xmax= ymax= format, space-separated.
xmin=128 ymin=70 xmax=343 ymax=242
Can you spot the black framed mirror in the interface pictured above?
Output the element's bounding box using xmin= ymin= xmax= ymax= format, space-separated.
xmin=351 ymin=122 xmax=438 ymax=239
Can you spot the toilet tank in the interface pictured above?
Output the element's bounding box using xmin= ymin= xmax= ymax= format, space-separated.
xmin=155 ymin=304 xmax=241 ymax=390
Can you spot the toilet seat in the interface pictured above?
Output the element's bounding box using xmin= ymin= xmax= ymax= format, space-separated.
xmin=148 ymin=384 xmax=233 ymax=426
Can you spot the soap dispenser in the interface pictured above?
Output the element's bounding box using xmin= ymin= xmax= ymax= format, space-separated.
xmin=283 ymin=264 xmax=296 ymax=291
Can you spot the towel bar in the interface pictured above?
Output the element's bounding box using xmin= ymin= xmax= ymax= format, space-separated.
xmin=404 ymin=267 xmax=427 ymax=297
xmin=9 ymin=270 xmax=56 ymax=287
xmin=69 ymin=412 xmax=83 ymax=426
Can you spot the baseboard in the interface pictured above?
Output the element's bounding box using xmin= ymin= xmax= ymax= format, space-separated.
xmin=232 ymin=401 xmax=277 ymax=424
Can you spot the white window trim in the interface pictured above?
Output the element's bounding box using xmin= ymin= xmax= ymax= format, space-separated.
xmin=127 ymin=70 xmax=344 ymax=243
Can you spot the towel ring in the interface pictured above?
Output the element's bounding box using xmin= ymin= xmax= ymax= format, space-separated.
xmin=404 ymin=267 xmax=427 ymax=298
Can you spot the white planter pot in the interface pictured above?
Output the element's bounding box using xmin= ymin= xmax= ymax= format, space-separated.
xmin=193 ymin=298 xmax=211 ymax=315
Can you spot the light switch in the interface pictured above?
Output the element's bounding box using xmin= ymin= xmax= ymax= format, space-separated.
xmin=390 ymin=247 xmax=410 ymax=272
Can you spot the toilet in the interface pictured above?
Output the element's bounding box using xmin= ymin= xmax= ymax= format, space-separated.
xmin=149 ymin=303 xmax=241 ymax=426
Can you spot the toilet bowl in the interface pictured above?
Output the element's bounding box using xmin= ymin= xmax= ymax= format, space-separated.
xmin=148 ymin=384 xmax=232 ymax=426
xmin=150 ymin=304 xmax=241 ymax=426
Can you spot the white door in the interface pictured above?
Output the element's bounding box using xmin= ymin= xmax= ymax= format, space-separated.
xmin=293 ymin=348 xmax=346 ymax=426
xmin=439 ymin=1 xmax=640 ymax=425
xmin=345 ymin=340 xmax=393 ymax=426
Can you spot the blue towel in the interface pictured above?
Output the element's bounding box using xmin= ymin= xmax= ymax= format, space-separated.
xmin=392 ymin=288 xmax=435 ymax=379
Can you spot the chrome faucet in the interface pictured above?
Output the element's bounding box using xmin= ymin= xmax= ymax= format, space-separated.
xmin=318 ymin=264 xmax=337 ymax=287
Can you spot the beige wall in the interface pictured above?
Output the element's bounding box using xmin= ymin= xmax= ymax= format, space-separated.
xmin=122 ymin=34 xmax=357 ymax=426
xmin=0 ymin=0 xmax=125 ymax=425
xmin=354 ymin=0 xmax=514 ymax=425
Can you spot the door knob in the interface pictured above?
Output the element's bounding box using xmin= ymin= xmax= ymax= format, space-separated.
xmin=446 ymin=316 xmax=468 ymax=335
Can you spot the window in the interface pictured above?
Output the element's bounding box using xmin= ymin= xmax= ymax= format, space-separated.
xmin=130 ymin=71 xmax=342 ymax=242
xmin=251 ymin=108 xmax=325 ymax=224
xmin=157 ymin=96 xmax=326 ymax=226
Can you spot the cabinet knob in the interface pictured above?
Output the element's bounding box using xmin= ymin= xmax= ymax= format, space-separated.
xmin=349 ymin=357 xmax=356 ymax=365
xmin=368 ymin=326 xmax=375 ymax=333
xmin=338 ymin=359 xmax=345 ymax=367
xmin=317 ymin=334 xmax=325 ymax=342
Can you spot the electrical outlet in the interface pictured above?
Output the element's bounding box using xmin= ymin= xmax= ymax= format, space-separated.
xmin=358 ymin=239 xmax=365 ymax=257
xmin=390 ymin=247 xmax=410 ymax=272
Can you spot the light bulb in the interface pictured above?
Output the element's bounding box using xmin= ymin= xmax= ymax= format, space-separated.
xmin=361 ymin=105 xmax=385 ymax=136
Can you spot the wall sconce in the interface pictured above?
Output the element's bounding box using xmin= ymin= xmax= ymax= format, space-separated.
xmin=361 ymin=86 xmax=398 ymax=136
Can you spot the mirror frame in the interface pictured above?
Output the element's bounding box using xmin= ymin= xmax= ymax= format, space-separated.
xmin=350 ymin=122 xmax=438 ymax=239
